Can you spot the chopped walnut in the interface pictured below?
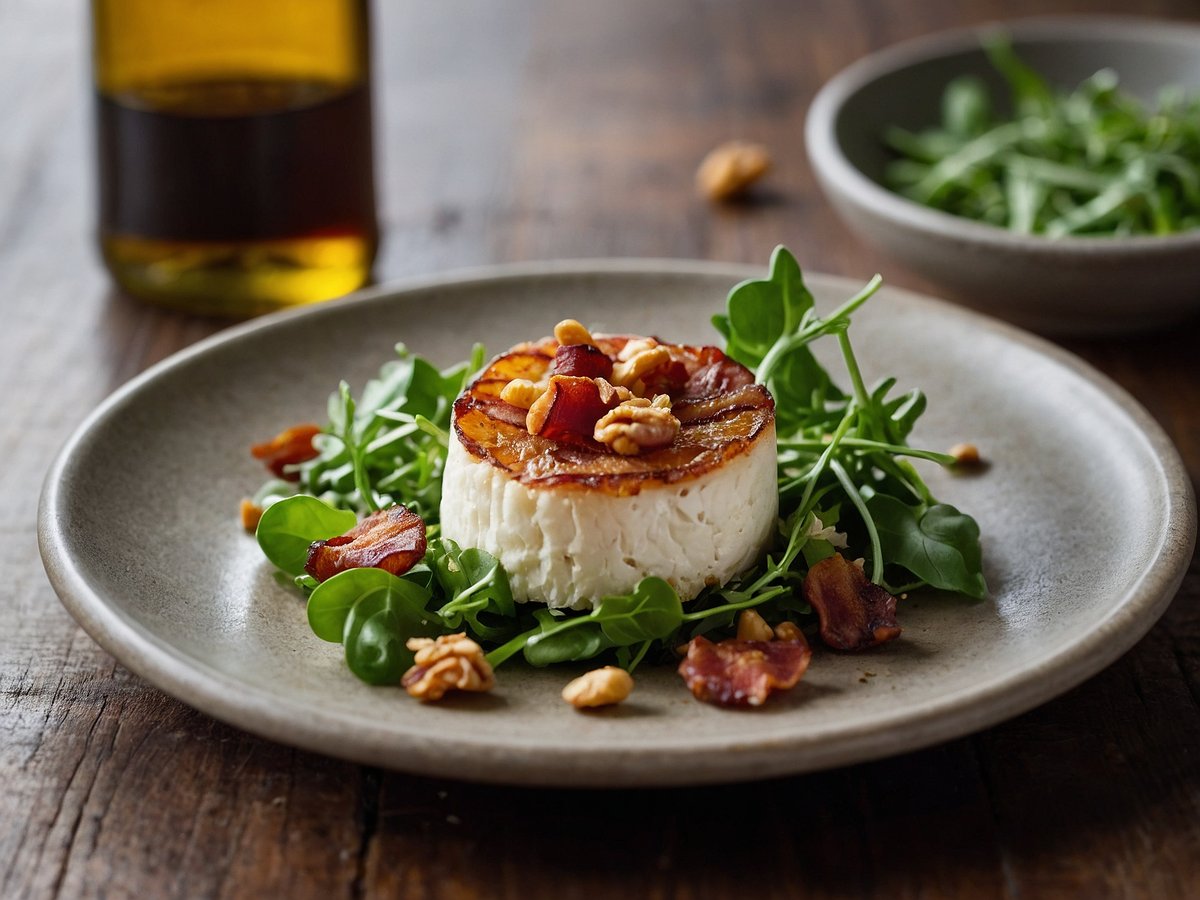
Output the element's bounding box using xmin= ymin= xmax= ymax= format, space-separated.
xmin=562 ymin=666 xmax=634 ymax=709
xmin=611 ymin=343 xmax=671 ymax=391
xmin=554 ymin=318 xmax=596 ymax=347
xmin=773 ymin=621 xmax=805 ymax=642
xmin=594 ymin=396 xmax=681 ymax=455
xmin=596 ymin=378 xmax=634 ymax=405
xmin=617 ymin=338 xmax=658 ymax=362
xmin=949 ymin=442 xmax=983 ymax=466
xmin=737 ymin=609 xmax=775 ymax=642
xmin=240 ymin=498 xmax=264 ymax=532
xmin=500 ymin=377 xmax=546 ymax=410
xmin=696 ymin=141 xmax=772 ymax=201
xmin=401 ymin=633 xmax=495 ymax=702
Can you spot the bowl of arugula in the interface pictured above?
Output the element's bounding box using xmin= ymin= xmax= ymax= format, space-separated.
xmin=805 ymin=16 xmax=1200 ymax=335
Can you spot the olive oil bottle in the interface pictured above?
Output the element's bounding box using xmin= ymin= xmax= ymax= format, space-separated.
xmin=92 ymin=0 xmax=377 ymax=316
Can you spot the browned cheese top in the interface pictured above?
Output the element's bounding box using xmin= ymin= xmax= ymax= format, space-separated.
xmin=452 ymin=335 xmax=776 ymax=495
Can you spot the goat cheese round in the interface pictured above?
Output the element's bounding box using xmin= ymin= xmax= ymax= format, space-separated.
xmin=440 ymin=333 xmax=778 ymax=610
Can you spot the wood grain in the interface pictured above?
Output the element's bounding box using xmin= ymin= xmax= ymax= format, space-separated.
xmin=2 ymin=0 xmax=1198 ymax=897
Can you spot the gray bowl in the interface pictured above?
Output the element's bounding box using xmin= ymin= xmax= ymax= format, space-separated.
xmin=806 ymin=17 xmax=1200 ymax=336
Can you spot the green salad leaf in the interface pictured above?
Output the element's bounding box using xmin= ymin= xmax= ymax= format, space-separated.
xmin=431 ymin=539 xmax=519 ymax=642
xmin=256 ymin=495 xmax=357 ymax=576
xmin=869 ymin=496 xmax=987 ymax=599
xmin=883 ymin=33 xmax=1200 ymax=236
xmin=307 ymin=567 xmax=442 ymax=682
xmin=343 ymin=584 xmax=428 ymax=684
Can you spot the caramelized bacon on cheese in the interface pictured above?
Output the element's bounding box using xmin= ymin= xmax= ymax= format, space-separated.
xmin=554 ymin=343 xmax=614 ymax=380
xmin=526 ymin=375 xmax=621 ymax=446
xmin=454 ymin=335 xmax=774 ymax=495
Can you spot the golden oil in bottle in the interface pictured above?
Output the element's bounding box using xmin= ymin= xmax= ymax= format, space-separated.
xmin=93 ymin=0 xmax=377 ymax=316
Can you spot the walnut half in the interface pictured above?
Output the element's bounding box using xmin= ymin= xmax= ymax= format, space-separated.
xmin=402 ymin=633 xmax=495 ymax=702
xmin=562 ymin=666 xmax=634 ymax=709
xmin=593 ymin=395 xmax=681 ymax=455
xmin=696 ymin=141 xmax=772 ymax=201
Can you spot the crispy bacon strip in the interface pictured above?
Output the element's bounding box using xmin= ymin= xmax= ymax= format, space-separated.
xmin=678 ymin=634 xmax=812 ymax=707
xmin=305 ymin=505 xmax=428 ymax=583
xmin=526 ymin=375 xmax=620 ymax=447
xmin=251 ymin=423 xmax=322 ymax=480
xmin=554 ymin=343 xmax=614 ymax=380
xmin=803 ymin=554 xmax=901 ymax=650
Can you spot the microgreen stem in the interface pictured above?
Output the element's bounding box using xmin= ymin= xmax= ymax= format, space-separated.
xmin=625 ymin=640 xmax=653 ymax=673
xmin=831 ymin=459 xmax=882 ymax=585
xmin=485 ymin=631 xmax=533 ymax=667
xmin=795 ymin=404 xmax=858 ymax=518
xmin=679 ymin=587 xmax=789 ymax=622
xmin=777 ymin=438 xmax=956 ymax=466
xmin=339 ymin=383 xmax=379 ymax=513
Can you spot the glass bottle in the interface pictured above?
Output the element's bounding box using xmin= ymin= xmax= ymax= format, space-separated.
xmin=92 ymin=0 xmax=377 ymax=316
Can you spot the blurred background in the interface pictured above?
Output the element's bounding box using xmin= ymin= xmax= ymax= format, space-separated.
xmin=11 ymin=0 xmax=1198 ymax=327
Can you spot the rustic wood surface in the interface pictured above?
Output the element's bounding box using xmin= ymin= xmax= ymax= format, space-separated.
xmin=3 ymin=1 xmax=1199 ymax=897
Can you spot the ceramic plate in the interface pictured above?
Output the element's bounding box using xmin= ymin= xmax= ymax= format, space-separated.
xmin=39 ymin=262 xmax=1196 ymax=787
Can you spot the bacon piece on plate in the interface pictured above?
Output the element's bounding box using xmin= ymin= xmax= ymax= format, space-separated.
xmin=305 ymin=505 xmax=428 ymax=582
xmin=251 ymin=423 xmax=322 ymax=480
xmin=803 ymin=554 xmax=901 ymax=650
xmin=678 ymin=634 xmax=812 ymax=707
xmin=554 ymin=343 xmax=614 ymax=380
xmin=526 ymin=375 xmax=621 ymax=447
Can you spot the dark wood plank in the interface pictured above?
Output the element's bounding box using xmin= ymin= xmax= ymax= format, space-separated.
xmin=1 ymin=0 xmax=1198 ymax=898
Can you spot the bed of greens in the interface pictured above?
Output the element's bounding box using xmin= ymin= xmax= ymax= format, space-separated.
xmin=884 ymin=35 xmax=1200 ymax=237
xmin=248 ymin=247 xmax=986 ymax=685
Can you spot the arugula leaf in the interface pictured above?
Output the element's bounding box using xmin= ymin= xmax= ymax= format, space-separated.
xmin=984 ymin=33 xmax=1053 ymax=118
xmin=942 ymin=75 xmax=991 ymax=139
xmin=501 ymin=578 xmax=683 ymax=667
xmin=715 ymin=247 xmax=833 ymax=408
xmin=285 ymin=343 xmax=486 ymax=520
xmin=868 ymin=495 xmax=988 ymax=599
xmin=723 ymin=247 xmax=810 ymax=365
xmin=342 ymin=594 xmax=429 ymax=685
xmin=591 ymin=578 xmax=683 ymax=645
xmin=884 ymin=33 xmax=1200 ymax=236
xmin=307 ymin=566 xmax=434 ymax=642
xmin=316 ymin=569 xmax=444 ymax=684
xmin=432 ymin=539 xmax=519 ymax=641
xmin=255 ymin=495 xmax=357 ymax=576
xmin=523 ymin=610 xmax=612 ymax=667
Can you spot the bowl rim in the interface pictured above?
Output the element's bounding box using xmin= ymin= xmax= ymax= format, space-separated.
xmin=805 ymin=14 xmax=1200 ymax=254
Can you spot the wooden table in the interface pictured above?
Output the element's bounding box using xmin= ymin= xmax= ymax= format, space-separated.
xmin=5 ymin=1 xmax=1199 ymax=897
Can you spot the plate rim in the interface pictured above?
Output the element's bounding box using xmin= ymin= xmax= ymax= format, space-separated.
xmin=38 ymin=259 xmax=1197 ymax=786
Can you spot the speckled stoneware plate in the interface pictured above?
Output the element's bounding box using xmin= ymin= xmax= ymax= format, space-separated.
xmin=39 ymin=261 xmax=1196 ymax=787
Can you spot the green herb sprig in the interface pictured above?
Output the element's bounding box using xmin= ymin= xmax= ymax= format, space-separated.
xmin=883 ymin=34 xmax=1200 ymax=236
xmin=252 ymin=343 xmax=486 ymax=526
